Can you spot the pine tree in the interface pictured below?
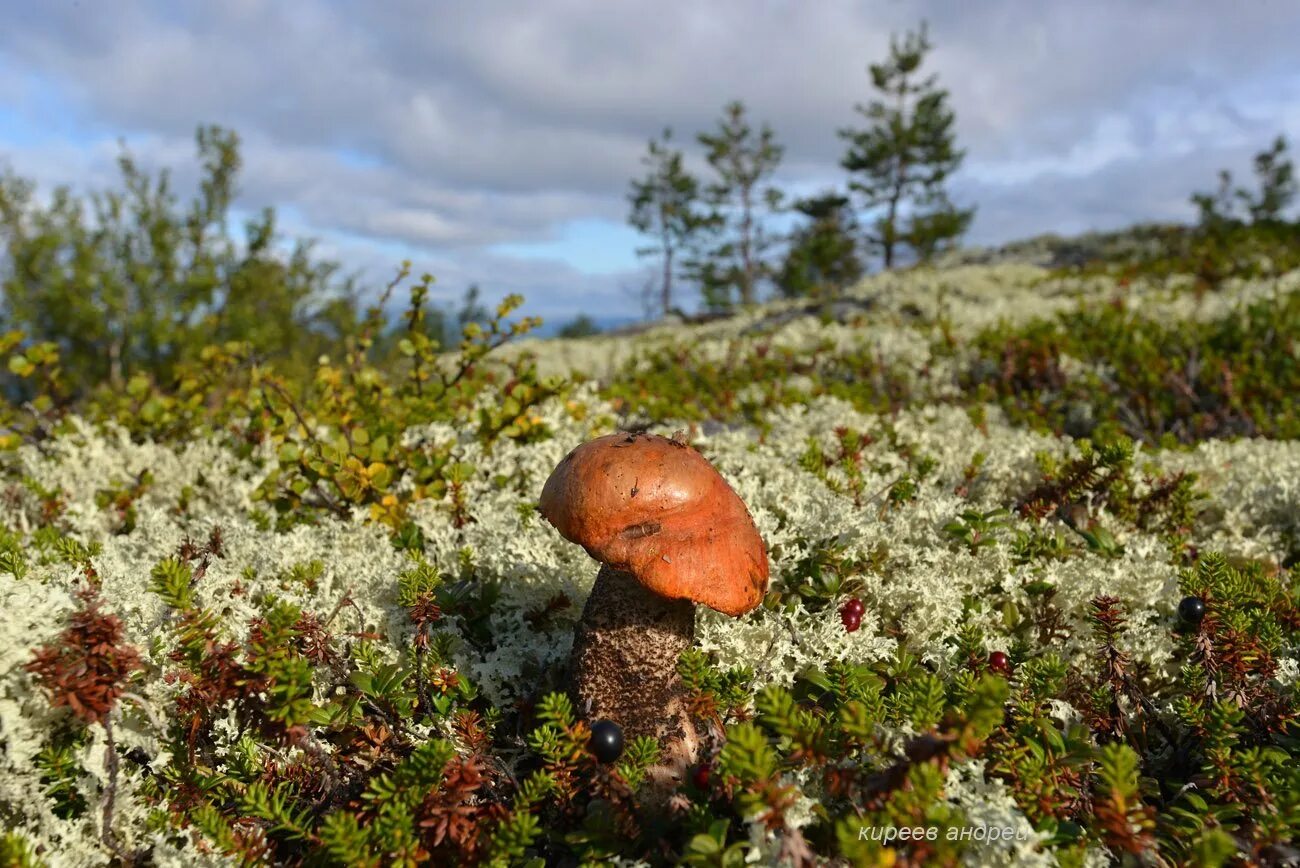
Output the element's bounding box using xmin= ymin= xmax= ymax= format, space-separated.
xmin=627 ymin=128 xmax=709 ymax=317
xmin=557 ymin=314 xmax=601 ymax=339
xmin=776 ymin=192 xmax=863 ymax=300
xmin=838 ymin=22 xmax=974 ymax=269
xmin=1193 ymin=135 xmax=1296 ymax=228
xmin=1190 ymin=170 xmax=1238 ymax=231
xmin=695 ymin=101 xmax=784 ymax=308
xmin=1241 ymin=135 xmax=1296 ymax=224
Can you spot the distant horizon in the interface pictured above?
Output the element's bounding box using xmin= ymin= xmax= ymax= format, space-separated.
xmin=471 ymin=218 xmax=1199 ymax=329
xmin=529 ymin=313 xmax=644 ymax=337
xmin=2 ymin=2 xmax=1297 ymax=321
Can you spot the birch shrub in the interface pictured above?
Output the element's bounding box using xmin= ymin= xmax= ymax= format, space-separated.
xmin=1 ymin=263 xmax=1298 ymax=867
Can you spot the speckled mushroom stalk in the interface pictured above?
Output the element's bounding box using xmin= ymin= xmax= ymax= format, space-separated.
xmin=567 ymin=563 xmax=699 ymax=777
xmin=539 ymin=431 xmax=769 ymax=790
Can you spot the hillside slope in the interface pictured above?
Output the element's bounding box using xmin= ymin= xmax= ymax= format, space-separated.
xmin=1 ymin=261 xmax=1298 ymax=866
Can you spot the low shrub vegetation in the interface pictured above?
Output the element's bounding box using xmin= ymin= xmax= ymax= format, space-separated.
xmin=1 ymin=245 xmax=1298 ymax=866
xmin=1 ymin=130 xmax=1298 ymax=868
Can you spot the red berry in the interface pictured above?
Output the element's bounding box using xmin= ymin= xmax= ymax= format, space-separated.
xmin=692 ymin=762 xmax=711 ymax=790
xmin=989 ymin=651 xmax=1012 ymax=675
xmin=839 ymin=598 xmax=865 ymax=630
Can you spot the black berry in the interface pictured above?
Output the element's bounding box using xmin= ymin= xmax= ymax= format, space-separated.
xmin=989 ymin=651 xmax=1012 ymax=675
xmin=1178 ymin=596 xmax=1206 ymax=626
xmin=589 ymin=719 xmax=624 ymax=763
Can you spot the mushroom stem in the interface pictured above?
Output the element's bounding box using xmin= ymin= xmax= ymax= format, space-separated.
xmin=568 ymin=564 xmax=700 ymax=785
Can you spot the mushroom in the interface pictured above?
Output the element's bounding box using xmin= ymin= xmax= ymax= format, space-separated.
xmin=538 ymin=431 xmax=769 ymax=787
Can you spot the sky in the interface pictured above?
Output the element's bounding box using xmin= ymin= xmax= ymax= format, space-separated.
xmin=1 ymin=0 xmax=1298 ymax=324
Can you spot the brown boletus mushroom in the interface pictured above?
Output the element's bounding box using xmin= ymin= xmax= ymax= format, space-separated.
xmin=539 ymin=431 xmax=769 ymax=787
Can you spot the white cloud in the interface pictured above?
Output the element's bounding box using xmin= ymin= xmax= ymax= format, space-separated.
xmin=1 ymin=0 xmax=1297 ymax=316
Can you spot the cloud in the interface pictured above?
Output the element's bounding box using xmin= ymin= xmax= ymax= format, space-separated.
xmin=1 ymin=1 xmax=1297 ymax=317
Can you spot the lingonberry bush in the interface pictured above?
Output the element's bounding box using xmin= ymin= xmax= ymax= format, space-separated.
xmin=1 ymin=247 xmax=1298 ymax=866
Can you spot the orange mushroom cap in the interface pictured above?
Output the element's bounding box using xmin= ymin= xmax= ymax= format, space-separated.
xmin=539 ymin=431 xmax=769 ymax=617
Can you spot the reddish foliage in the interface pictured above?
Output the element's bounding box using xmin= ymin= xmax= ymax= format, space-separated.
xmin=998 ymin=337 xmax=1068 ymax=396
xmin=452 ymin=710 xmax=491 ymax=755
xmin=409 ymin=591 xmax=443 ymax=652
xmin=26 ymin=587 xmax=142 ymax=725
xmin=168 ymin=612 xmax=256 ymax=755
xmin=408 ymin=593 xmax=443 ymax=627
xmin=293 ymin=612 xmax=340 ymax=667
xmin=418 ymin=756 xmax=506 ymax=862
xmin=1093 ymin=785 xmax=1157 ymax=856
xmin=429 ymin=668 xmax=461 ymax=694
xmin=1019 ymin=456 xmax=1118 ymax=521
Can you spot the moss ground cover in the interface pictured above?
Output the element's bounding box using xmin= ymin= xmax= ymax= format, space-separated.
xmin=0 ymin=258 xmax=1298 ymax=866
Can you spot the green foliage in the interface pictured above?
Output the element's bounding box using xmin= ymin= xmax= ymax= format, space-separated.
xmin=0 ymin=832 xmax=45 ymax=868
xmin=768 ymin=535 xmax=882 ymax=610
xmin=0 ymin=126 xmax=359 ymax=398
xmin=943 ymin=507 xmax=1011 ymax=554
xmin=148 ymin=557 xmax=195 ymax=610
xmin=34 ymin=730 xmax=89 ymax=820
xmin=679 ymin=648 xmax=754 ymax=720
xmin=240 ymin=280 xmax=552 ymax=529
xmin=776 ymin=192 xmax=864 ymax=300
xmin=604 ymin=332 xmax=917 ymax=427
xmin=966 ymin=287 xmax=1300 ymax=443
xmin=18 ymin=529 xmax=1300 ymax=865
xmin=1192 ymin=135 xmax=1296 ymax=228
xmin=682 ymin=820 xmax=749 ymax=867
xmin=1044 ymin=145 xmax=1298 ymax=291
xmin=0 ymin=526 xmax=29 ymax=579
xmin=838 ymin=22 xmax=974 ymax=268
xmin=556 ymin=314 xmax=602 ymax=339
xmin=0 ymin=150 xmax=559 ymax=541
xmin=8 ymin=120 xmax=1300 ymax=866
xmin=1091 ymin=742 xmax=1156 ymax=855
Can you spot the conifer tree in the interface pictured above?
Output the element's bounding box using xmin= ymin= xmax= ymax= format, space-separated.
xmin=627 ymin=128 xmax=708 ymax=317
xmin=776 ymin=192 xmax=863 ymax=300
xmin=1191 ymin=169 xmax=1238 ymax=232
xmin=695 ymin=101 xmax=784 ymax=308
xmin=1192 ymin=135 xmax=1296 ymax=227
xmin=838 ymin=22 xmax=974 ymax=268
